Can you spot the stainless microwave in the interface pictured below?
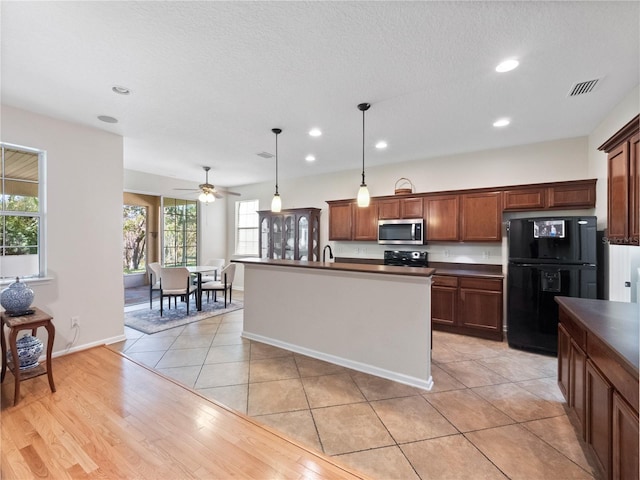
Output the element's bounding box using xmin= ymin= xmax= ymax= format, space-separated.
xmin=378 ymin=218 xmax=425 ymax=245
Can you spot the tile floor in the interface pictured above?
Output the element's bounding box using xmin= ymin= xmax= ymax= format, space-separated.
xmin=112 ymin=295 xmax=602 ymax=480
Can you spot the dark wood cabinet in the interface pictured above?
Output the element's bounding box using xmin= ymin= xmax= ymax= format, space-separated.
xmin=401 ymin=197 xmax=424 ymax=218
xmin=547 ymin=180 xmax=596 ymax=209
xmin=460 ymin=192 xmax=502 ymax=242
xmin=557 ymin=298 xmax=639 ymax=480
xmin=352 ymin=202 xmax=378 ymax=241
xmin=377 ymin=199 xmax=400 ymax=220
xmin=503 ymin=187 xmax=546 ymax=210
xmin=599 ymin=115 xmax=640 ymax=245
xmin=458 ymin=277 xmax=502 ymax=334
xmin=586 ymin=360 xmax=612 ymax=478
xmin=328 ymin=201 xmax=353 ymax=241
xmin=259 ymin=208 xmax=320 ymax=261
xmin=431 ymin=274 xmax=503 ymax=341
xmin=378 ymin=197 xmax=423 ymax=220
xmin=425 ymin=195 xmax=459 ymax=241
xmin=612 ymin=391 xmax=639 ymax=480
xmin=431 ymin=275 xmax=458 ymax=326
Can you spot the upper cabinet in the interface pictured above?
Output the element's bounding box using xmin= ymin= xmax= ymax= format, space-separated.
xmin=460 ymin=192 xmax=502 ymax=242
xmin=327 ymin=178 xmax=596 ymax=244
xmin=598 ymin=114 xmax=640 ymax=246
xmin=425 ymin=195 xmax=459 ymax=241
xmin=503 ymin=179 xmax=596 ymax=211
xmin=259 ymin=208 xmax=321 ymax=260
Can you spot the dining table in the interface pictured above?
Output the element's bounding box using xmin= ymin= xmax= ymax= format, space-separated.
xmin=186 ymin=266 xmax=218 ymax=311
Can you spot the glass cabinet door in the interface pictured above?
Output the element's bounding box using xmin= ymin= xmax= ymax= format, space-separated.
xmin=298 ymin=215 xmax=309 ymax=260
xmin=284 ymin=215 xmax=295 ymax=260
xmin=260 ymin=217 xmax=270 ymax=259
xmin=312 ymin=214 xmax=319 ymax=261
xmin=272 ymin=216 xmax=283 ymax=259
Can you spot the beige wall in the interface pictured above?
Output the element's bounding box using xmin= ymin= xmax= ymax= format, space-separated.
xmin=1 ymin=105 xmax=125 ymax=355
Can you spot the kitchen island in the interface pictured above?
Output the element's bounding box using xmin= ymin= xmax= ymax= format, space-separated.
xmin=233 ymin=258 xmax=435 ymax=389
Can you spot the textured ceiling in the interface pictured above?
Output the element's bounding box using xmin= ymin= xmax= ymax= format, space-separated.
xmin=1 ymin=1 xmax=638 ymax=189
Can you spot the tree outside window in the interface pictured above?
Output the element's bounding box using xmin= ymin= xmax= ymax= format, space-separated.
xmin=163 ymin=198 xmax=197 ymax=266
xmin=123 ymin=205 xmax=147 ymax=273
xmin=1 ymin=145 xmax=43 ymax=279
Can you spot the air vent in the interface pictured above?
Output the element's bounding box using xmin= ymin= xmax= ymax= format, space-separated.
xmin=256 ymin=151 xmax=274 ymax=159
xmin=568 ymin=79 xmax=599 ymax=97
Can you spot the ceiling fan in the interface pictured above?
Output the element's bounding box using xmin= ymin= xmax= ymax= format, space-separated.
xmin=174 ymin=166 xmax=241 ymax=203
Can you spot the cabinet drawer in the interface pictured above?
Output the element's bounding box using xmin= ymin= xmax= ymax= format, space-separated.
xmin=432 ymin=275 xmax=458 ymax=287
xmin=459 ymin=277 xmax=502 ymax=292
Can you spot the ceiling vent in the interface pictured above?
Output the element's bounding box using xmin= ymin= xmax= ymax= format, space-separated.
xmin=256 ymin=151 xmax=274 ymax=159
xmin=568 ymin=79 xmax=599 ymax=97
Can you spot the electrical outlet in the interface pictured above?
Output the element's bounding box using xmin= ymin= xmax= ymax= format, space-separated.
xmin=71 ymin=316 xmax=79 ymax=328
xmin=444 ymin=249 xmax=450 ymax=258
xmin=482 ymin=251 xmax=489 ymax=259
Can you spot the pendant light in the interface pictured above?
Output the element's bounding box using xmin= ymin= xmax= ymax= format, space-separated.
xmin=356 ymin=102 xmax=371 ymax=207
xmin=271 ymin=128 xmax=282 ymax=212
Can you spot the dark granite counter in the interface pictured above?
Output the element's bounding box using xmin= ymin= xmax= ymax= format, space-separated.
xmin=555 ymin=297 xmax=639 ymax=376
xmin=233 ymin=258 xmax=435 ymax=278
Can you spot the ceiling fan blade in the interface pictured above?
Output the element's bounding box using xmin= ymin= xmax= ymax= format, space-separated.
xmin=216 ymin=189 xmax=241 ymax=196
xmin=173 ymin=188 xmax=201 ymax=191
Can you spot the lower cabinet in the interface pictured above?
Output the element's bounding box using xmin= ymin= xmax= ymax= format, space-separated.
xmin=431 ymin=275 xmax=503 ymax=341
xmin=612 ymin=392 xmax=639 ymax=480
xmin=558 ymin=304 xmax=639 ymax=480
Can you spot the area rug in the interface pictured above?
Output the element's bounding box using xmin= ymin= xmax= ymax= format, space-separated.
xmin=125 ymin=299 xmax=243 ymax=334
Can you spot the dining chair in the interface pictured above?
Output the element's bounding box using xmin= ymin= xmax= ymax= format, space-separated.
xmin=201 ymin=263 xmax=236 ymax=308
xmin=148 ymin=262 xmax=162 ymax=309
xmin=200 ymin=258 xmax=225 ymax=283
xmin=159 ymin=267 xmax=197 ymax=316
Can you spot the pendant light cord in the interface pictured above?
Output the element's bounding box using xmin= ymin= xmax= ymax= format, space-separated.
xmin=361 ymin=107 xmax=366 ymax=186
xmin=275 ymin=132 xmax=279 ymax=194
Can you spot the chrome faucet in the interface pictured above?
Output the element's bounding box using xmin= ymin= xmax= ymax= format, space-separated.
xmin=322 ymin=244 xmax=334 ymax=262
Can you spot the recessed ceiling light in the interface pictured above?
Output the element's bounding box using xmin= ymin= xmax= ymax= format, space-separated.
xmin=493 ymin=118 xmax=510 ymax=127
xmin=112 ymin=85 xmax=131 ymax=95
xmin=309 ymin=128 xmax=322 ymax=137
xmin=97 ymin=115 xmax=118 ymax=123
xmin=495 ymin=59 xmax=519 ymax=73
xmin=375 ymin=141 xmax=388 ymax=149
xmin=305 ymin=155 xmax=316 ymax=162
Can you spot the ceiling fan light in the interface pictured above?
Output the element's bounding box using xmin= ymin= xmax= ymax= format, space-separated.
xmin=198 ymin=192 xmax=208 ymax=203
xmin=271 ymin=193 xmax=282 ymax=212
xmin=357 ymin=184 xmax=370 ymax=207
xmin=206 ymin=192 xmax=216 ymax=202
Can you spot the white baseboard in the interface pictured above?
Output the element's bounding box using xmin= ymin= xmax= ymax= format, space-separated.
xmin=242 ymin=331 xmax=433 ymax=391
xmin=51 ymin=334 xmax=127 ymax=359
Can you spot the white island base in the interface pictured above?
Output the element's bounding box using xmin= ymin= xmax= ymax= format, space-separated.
xmin=239 ymin=260 xmax=433 ymax=390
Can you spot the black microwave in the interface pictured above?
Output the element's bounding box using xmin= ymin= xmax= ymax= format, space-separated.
xmin=378 ymin=218 xmax=425 ymax=245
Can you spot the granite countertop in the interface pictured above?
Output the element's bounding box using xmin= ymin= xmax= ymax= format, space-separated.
xmin=555 ymin=296 xmax=639 ymax=376
xmin=333 ymin=258 xmax=504 ymax=279
xmin=233 ymin=258 xmax=435 ymax=278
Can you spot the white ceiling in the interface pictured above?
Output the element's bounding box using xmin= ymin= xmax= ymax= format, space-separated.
xmin=2 ymin=1 xmax=638 ymax=189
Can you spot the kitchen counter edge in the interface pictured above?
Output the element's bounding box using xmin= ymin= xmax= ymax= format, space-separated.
xmin=232 ymin=258 xmax=435 ymax=278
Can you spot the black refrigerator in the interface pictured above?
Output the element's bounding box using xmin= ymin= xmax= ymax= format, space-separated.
xmin=507 ymin=216 xmax=597 ymax=355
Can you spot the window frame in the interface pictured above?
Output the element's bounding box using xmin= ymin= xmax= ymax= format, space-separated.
xmin=235 ymin=199 xmax=259 ymax=256
xmin=0 ymin=142 xmax=46 ymax=281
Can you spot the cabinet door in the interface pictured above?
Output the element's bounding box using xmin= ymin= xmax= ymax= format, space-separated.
xmin=259 ymin=216 xmax=271 ymax=259
xmin=460 ymin=192 xmax=502 ymax=241
xmin=570 ymin=339 xmax=587 ymax=436
xmin=353 ymin=202 xmax=378 ymax=241
xmin=630 ymin=133 xmax=639 ymax=244
xmin=607 ymin=142 xmax=630 ymax=243
xmin=586 ymin=360 xmax=612 ymax=478
xmin=612 ymin=391 xmax=639 ymax=480
xmin=272 ymin=216 xmax=284 ymax=259
xmin=296 ymin=215 xmax=310 ymax=260
xmin=458 ymin=278 xmax=502 ymax=336
xmin=431 ymin=276 xmax=458 ymax=326
xmin=547 ymin=181 xmax=596 ymax=209
xmin=401 ymin=197 xmax=424 ymax=218
xmin=425 ymin=195 xmax=459 ymax=241
xmin=377 ymin=199 xmax=400 ymax=220
xmin=328 ymin=203 xmax=353 ymax=240
xmin=503 ymin=187 xmax=546 ymax=211
xmin=557 ymin=323 xmax=570 ymax=401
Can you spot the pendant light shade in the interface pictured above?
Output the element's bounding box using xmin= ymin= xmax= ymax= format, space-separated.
xmin=356 ymin=103 xmax=371 ymax=207
xmin=271 ymin=128 xmax=282 ymax=212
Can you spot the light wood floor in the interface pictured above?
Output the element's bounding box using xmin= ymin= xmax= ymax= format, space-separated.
xmin=1 ymin=346 xmax=370 ymax=479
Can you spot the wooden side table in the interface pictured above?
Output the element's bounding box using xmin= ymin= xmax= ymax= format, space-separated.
xmin=1 ymin=307 xmax=56 ymax=406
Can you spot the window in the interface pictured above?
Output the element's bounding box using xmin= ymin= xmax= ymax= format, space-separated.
xmin=163 ymin=198 xmax=197 ymax=266
xmin=0 ymin=144 xmax=45 ymax=280
xmin=235 ymin=199 xmax=259 ymax=255
xmin=123 ymin=205 xmax=147 ymax=274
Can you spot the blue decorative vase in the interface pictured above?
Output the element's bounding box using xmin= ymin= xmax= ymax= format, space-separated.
xmin=7 ymin=335 xmax=43 ymax=370
xmin=0 ymin=277 xmax=34 ymax=313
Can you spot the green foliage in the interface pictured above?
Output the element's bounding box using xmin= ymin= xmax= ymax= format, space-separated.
xmin=123 ymin=205 xmax=146 ymax=272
